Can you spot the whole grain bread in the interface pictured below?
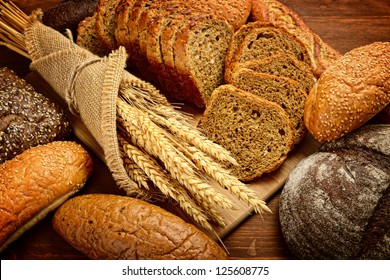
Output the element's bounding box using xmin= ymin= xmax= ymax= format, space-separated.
xmin=198 ymin=85 xmax=294 ymax=181
xmin=233 ymin=53 xmax=316 ymax=94
xmin=250 ymin=0 xmax=341 ymax=77
xmin=0 ymin=141 xmax=93 ymax=252
xmin=279 ymin=124 xmax=390 ymax=259
xmin=304 ymin=42 xmax=390 ymax=142
xmin=173 ymin=14 xmax=233 ymax=107
xmin=95 ymin=0 xmax=122 ymax=51
xmin=52 ymin=193 xmax=228 ymax=260
xmin=76 ymin=12 xmax=110 ymax=56
xmin=225 ymin=24 xmax=312 ymax=83
xmin=0 ymin=67 xmax=71 ymax=163
xmin=230 ymin=68 xmax=308 ymax=145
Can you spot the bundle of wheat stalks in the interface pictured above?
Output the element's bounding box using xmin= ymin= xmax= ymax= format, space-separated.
xmin=0 ymin=0 xmax=271 ymax=233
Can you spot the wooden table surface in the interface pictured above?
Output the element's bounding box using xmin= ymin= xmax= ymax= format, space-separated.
xmin=1 ymin=0 xmax=389 ymax=260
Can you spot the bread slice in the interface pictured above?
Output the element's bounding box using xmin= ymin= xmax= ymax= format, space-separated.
xmin=233 ymin=53 xmax=316 ymax=94
xmin=230 ymin=68 xmax=308 ymax=145
xmin=198 ymin=84 xmax=294 ymax=181
xmin=225 ymin=21 xmax=272 ymax=71
xmin=226 ymin=25 xmax=312 ymax=83
xmin=76 ymin=13 xmax=110 ymax=57
xmin=114 ymin=0 xmax=137 ymax=53
xmin=250 ymin=0 xmax=341 ymax=77
xmin=95 ymin=0 xmax=122 ymax=51
xmin=173 ymin=15 xmax=234 ymax=107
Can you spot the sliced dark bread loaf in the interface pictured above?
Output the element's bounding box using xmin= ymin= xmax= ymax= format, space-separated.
xmin=225 ymin=25 xmax=312 ymax=83
xmin=173 ymin=15 xmax=233 ymax=107
xmin=198 ymin=84 xmax=294 ymax=181
xmin=233 ymin=53 xmax=316 ymax=94
xmin=230 ymin=68 xmax=308 ymax=145
xmin=76 ymin=13 xmax=110 ymax=57
xmin=95 ymin=0 xmax=122 ymax=51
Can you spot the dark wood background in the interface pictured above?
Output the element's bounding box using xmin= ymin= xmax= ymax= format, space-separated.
xmin=0 ymin=0 xmax=389 ymax=260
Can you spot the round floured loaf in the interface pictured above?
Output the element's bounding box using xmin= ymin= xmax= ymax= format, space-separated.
xmin=279 ymin=124 xmax=390 ymax=259
xmin=52 ymin=193 xmax=228 ymax=260
xmin=304 ymin=42 xmax=390 ymax=142
xmin=0 ymin=141 xmax=93 ymax=252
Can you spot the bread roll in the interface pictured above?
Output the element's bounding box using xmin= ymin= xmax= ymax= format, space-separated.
xmin=0 ymin=67 xmax=71 ymax=163
xmin=304 ymin=42 xmax=390 ymax=142
xmin=0 ymin=141 xmax=93 ymax=252
xmin=279 ymin=124 xmax=390 ymax=259
xmin=52 ymin=194 xmax=228 ymax=260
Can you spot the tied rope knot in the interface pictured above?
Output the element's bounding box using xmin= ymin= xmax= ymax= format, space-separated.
xmin=64 ymin=29 xmax=102 ymax=114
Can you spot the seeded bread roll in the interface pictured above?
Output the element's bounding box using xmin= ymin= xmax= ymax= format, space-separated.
xmin=0 ymin=67 xmax=71 ymax=163
xmin=198 ymin=84 xmax=294 ymax=181
xmin=52 ymin=194 xmax=228 ymax=260
xmin=0 ymin=141 xmax=93 ymax=252
xmin=279 ymin=124 xmax=390 ymax=259
xmin=304 ymin=42 xmax=390 ymax=142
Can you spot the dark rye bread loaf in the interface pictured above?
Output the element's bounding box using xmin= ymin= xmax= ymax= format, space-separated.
xmin=233 ymin=53 xmax=317 ymax=94
xmin=198 ymin=85 xmax=294 ymax=181
xmin=230 ymin=68 xmax=308 ymax=145
xmin=279 ymin=124 xmax=390 ymax=259
xmin=52 ymin=194 xmax=228 ymax=260
xmin=0 ymin=67 xmax=71 ymax=163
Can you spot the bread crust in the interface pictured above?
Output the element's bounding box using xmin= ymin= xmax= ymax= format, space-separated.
xmin=304 ymin=42 xmax=390 ymax=142
xmin=52 ymin=194 xmax=228 ymax=260
xmin=279 ymin=124 xmax=390 ymax=259
xmin=0 ymin=141 xmax=93 ymax=252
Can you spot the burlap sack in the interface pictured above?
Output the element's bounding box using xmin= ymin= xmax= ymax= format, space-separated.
xmin=24 ymin=20 xmax=147 ymax=198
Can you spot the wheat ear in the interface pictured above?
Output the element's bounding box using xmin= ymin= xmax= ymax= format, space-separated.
xmin=116 ymin=98 xmax=236 ymax=210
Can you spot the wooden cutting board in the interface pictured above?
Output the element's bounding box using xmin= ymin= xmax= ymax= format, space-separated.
xmin=26 ymin=71 xmax=321 ymax=239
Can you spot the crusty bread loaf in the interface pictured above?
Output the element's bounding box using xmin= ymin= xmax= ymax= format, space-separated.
xmin=0 ymin=67 xmax=71 ymax=163
xmin=230 ymin=68 xmax=308 ymax=145
xmin=250 ymin=0 xmax=341 ymax=77
xmin=0 ymin=141 xmax=93 ymax=252
xmin=225 ymin=24 xmax=312 ymax=83
xmin=279 ymin=124 xmax=390 ymax=259
xmin=304 ymin=42 xmax=390 ymax=142
xmin=233 ymin=53 xmax=316 ymax=94
xmin=198 ymin=85 xmax=294 ymax=181
xmin=52 ymin=194 xmax=228 ymax=260
xmin=42 ymin=0 xmax=99 ymax=37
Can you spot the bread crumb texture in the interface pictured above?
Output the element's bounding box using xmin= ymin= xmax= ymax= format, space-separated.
xmin=52 ymin=194 xmax=228 ymax=260
xmin=198 ymin=85 xmax=293 ymax=181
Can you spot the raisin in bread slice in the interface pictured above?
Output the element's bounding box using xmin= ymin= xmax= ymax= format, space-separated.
xmin=198 ymin=84 xmax=294 ymax=181
xmin=234 ymin=53 xmax=317 ymax=94
xmin=225 ymin=25 xmax=312 ymax=83
xmin=230 ymin=68 xmax=308 ymax=145
xmin=173 ymin=14 xmax=233 ymax=108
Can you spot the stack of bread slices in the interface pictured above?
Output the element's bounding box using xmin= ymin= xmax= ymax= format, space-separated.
xmin=73 ymin=0 xmax=340 ymax=182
